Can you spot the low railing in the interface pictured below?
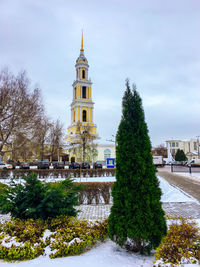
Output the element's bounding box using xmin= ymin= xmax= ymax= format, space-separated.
xmin=0 ymin=168 xmax=116 ymax=179
xmin=171 ymin=164 xmax=200 ymax=174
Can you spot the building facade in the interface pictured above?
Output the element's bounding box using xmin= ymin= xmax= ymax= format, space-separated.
xmin=67 ymin=33 xmax=97 ymax=144
xmin=95 ymin=144 xmax=115 ymax=163
xmin=166 ymin=139 xmax=200 ymax=160
xmin=66 ymin=34 xmax=98 ymax=162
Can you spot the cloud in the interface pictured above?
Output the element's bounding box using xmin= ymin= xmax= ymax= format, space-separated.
xmin=0 ymin=0 xmax=200 ymax=147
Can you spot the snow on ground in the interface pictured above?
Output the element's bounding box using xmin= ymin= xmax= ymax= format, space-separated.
xmin=158 ymin=175 xmax=197 ymax=203
xmin=0 ymin=175 xmax=197 ymax=203
xmin=0 ymin=239 xmax=154 ymax=267
xmin=174 ymin=171 xmax=200 ymax=183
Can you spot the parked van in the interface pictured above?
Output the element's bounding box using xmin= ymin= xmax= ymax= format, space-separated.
xmin=153 ymin=156 xmax=164 ymax=167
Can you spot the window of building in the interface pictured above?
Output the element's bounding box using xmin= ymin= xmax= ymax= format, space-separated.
xmin=82 ymin=69 xmax=85 ymax=79
xmin=73 ymin=110 xmax=75 ymax=122
xmin=104 ymin=149 xmax=111 ymax=160
xmin=76 ymin=70 xmax=78 ymax=79
xmin=172 ymin=149 xmax=176 ymax=154
xmin=82 ymin=86 xmax=86 ymax=98
xmin=82 ymin=110 xmax=87 ymax=122
xmin=176 ymin=142 xmax=179 ymax=147
xmin=74 ymin=87 xmax=76 ymax=99
xmin=172 ymin=142 xmax=175 ymax=147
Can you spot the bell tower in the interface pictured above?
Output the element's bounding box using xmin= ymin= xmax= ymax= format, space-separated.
xmin=67 ymin=33 xmax=97 ymax=143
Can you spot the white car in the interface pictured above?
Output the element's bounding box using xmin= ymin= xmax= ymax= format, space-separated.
xmin=0 ymin=162 xmax=13 ymax=170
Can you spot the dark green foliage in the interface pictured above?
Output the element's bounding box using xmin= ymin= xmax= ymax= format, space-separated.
xmin=108 ymin=80 xmax=167 ymax=254
xmin=0 ymin=173 xmax=80 ymax=220
xmin=175 ymin=149 xmax=187 ymax=161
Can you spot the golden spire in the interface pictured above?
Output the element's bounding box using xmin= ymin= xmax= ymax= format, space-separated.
xmin=80 ymin=31 xmax=84 ymax=52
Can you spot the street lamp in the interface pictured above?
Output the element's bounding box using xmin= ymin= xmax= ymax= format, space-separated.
xmin=196 ymin=136 xmax=200 ymax=159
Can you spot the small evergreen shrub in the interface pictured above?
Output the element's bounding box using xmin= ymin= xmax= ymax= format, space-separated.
xmin=0 ymin=216 xmax=108 ymax=261
xmin=175 ymin=149 xmax=187 ymax=161
xmin=0 ymin=172 xmax=81 ymax=220
xmin=154 ymin=217 xmax=200 ymax=265
xmin=46 ymin=216 xmax=108 ymax=259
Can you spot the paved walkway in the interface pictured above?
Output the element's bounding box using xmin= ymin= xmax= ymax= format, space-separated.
xmin=76 ymin=201 xmax=200 ymax=221
xmin=1 ymin=202 xmax=200 ymax=223
xmin=158 ymin=168 xmax=200 ymax=202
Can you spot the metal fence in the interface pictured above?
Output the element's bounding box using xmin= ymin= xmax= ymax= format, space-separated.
xmin=171 ymin=164 xmax=200 ymax=174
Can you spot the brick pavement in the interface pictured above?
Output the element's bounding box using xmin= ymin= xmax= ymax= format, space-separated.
xmin=1 ymin=202 xmax=200 ymax=223
xmin=76 ymin=202 xmax=200 ymax=221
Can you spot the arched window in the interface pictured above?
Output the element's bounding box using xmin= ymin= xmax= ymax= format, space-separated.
xmin=104 ymin=149 xmax=111 ymax=160
xmin=82 ymin=69 xmax=85 ymax=79
xmin=82 ymin=86 xmax=86 ymax=98
xmin=74 ymin=87 xmax=76 ymax=99
xmin=76 ymin=70 xmax=78 ymax=79
xmin=82 ymin=110 xmax=87 ymax=122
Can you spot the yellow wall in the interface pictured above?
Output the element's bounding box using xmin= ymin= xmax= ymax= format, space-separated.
xmin=88 ymin=86 xmax=91 ymax=98
xmin=78 ymin=106 xmax=80 ymax=121
xmin=90 ymin=108 xmax=92 ymax=122
xmin=77 ymin=85 xmax=81 ymax=98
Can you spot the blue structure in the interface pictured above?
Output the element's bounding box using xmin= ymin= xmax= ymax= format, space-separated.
xmin=106 ymin=158 xmax=115 ymax=168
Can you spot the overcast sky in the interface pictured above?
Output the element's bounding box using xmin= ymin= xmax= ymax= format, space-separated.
xmin=0 ymin=0 xmax=200 ymax=147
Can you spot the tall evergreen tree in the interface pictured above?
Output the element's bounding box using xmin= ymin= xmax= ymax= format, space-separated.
xmin=108 ymin=80 xmax=166 ymax=254
xmin=175 ymin=149 xmax=187 ymax=161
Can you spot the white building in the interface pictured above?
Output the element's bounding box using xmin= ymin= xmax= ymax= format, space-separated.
xmin=166 ymin=139 xmax=200 ymax=160
xmin=96 ymin=143 xmax=115 ymax=162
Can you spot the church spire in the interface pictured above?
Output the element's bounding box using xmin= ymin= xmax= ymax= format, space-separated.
xmin=80 ymin=31 xmax=84 ymax=52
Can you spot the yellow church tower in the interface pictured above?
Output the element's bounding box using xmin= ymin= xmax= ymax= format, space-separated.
xmin=67 ymin=33 xmax=97 ymax=143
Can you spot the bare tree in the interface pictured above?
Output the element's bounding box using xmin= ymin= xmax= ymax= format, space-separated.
xmin=0 ymin=68 xmax=44 ymax=157
xmin=68 ymin=122 xmax=99 ymax=162
xmin=152 ymin=143 xmax=167 ymax=157
xmin=33 ymin=116 xmax=52 ymax=160
xmin=49 ymin=119 xmax=64 ymax=161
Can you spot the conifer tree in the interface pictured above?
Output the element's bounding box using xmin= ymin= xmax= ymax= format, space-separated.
xmin=175 ymin=149 xmax=187 ymax=161
xmin=108 ymin=80 xmax=166 ymax=254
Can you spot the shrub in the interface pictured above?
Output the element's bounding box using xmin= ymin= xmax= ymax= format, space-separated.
xmin=109 ymin=80 xmax=166 ymax=254
xmin=1 ymin=218 xmax=45 ymax=243
xmin=0 ymin=218 xmax=45 ymax=261
xmin=46 ymin=216 xmax=108 ymax=259
xmin=154 ymin=217 xmax=200 ymax=265
xmin=0 ymin=172 xmax=81 ymax=220
xmin=175 ymin=149 xmax=187 ymax=161
xmin=0 ymin=216 xmax=108 ymax=261
xmin=75 ymin=182 xmax=113 ymax=204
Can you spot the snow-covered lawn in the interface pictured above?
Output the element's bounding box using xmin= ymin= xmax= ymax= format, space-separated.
xmin=158 ymin=175 xmax=197 ymax=203
xmin=0 ymin=240 xmax=154 ymax=267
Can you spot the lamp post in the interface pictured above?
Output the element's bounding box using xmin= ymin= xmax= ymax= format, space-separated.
xmin=196 ymin=136 xmax=200 ymax=159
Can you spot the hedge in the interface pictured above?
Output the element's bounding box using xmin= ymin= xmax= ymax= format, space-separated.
xmin=0 ymin=169 xmax=116 ymax=179
xmin=75 ymin=182 xmax=114 ymax=204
